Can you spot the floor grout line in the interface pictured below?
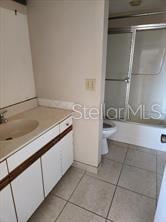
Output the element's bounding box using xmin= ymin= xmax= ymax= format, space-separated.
xmin=106 ymin=142 xmax=157 ymax=168
xmin=55 ymin=169 xmax=86 ymax=221
xmin=84 ymin=172 xmax=118 ymax=186
xmin=55 ymin=194 xmax=108 ymax=220
xmin=88 ymin=172 xmax=157 ymax=199
xmin=54 ymin=144 xmax=158 ymax=221
xmin=56 ymin=170 xmax=157 ymax=201
xmin=104 ymin=156 xmax=157 ymax=174
xmin=103 ymin=157 xmax=126 ymax=165
xmin=54 ymin=163 xmax=120 ymax=221
xmin=105 ymin=145 xmax=129 ymax=220
xmin=123 ymin=163 xmax=157 ymax=174
xmin=88 ymin=145 xmax=157 ymax=207
xmin=127 ymin=147 xmax=157 ymax=155
xmin=35 ymin=142 xmax=162 ymax=221
xmin=54 ymin=200 xmax=68 ymax=222
xmin=117 ymin=185 xmax=157 ymax=200
xmin=55 ymin=194 xmax=68 ymax=202
xmin=125 ymin=143 xmax=157 ymax=154
xmin=68 ymin=170 xmax=86 ymax=200
xmin=68 ymin=201 xmax=108 ymax=220
xmin=118 ymin=146 xmax=157 ymax=200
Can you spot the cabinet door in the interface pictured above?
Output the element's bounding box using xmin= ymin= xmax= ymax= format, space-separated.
xmin=0 ymin=161 xmax=17 ymax=222
xmin=11 ymin=160 xmax=44 ymax=222
xmin=60 ymin=131 xmax=74 ymax=175
xmin=42 ymin=143 xmax=62 ymax=197
xmin=0 ymin=185 xmax=17 ymax=222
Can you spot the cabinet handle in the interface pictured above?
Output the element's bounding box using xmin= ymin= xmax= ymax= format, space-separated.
xmin=66 ymin=123 xmax=69 ymax=126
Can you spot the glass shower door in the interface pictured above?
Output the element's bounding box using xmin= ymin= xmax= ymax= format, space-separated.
xmin=105 ymin=31 xmax=135 ymax=120
xmin=129 ymin=29 xmax=166 ymax=122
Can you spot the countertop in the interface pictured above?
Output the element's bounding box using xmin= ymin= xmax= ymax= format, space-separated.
xmin=0 ymin=106 xmax=73 ymax=162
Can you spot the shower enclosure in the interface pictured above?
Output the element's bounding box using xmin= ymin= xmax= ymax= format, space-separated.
xmin=105 ymin=24 xmax=166 ymax=126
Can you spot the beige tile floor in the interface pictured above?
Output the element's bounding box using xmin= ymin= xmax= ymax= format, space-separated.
xmin=29 ymin=141 xmax=166 ymax=222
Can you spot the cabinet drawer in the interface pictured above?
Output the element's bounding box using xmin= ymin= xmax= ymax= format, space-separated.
xmin=0 ymin=161 xmax=8 ymax=180
xmin=7 ymin=125 xmax=59 ymax=172
xmin=60 ymin=116 xmax=72 ymax=133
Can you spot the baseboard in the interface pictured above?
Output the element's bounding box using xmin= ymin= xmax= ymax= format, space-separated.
xmin=72 ymin=161 xmax=98 ymax=174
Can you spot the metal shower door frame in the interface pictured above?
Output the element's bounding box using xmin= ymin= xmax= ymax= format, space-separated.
xmin=107 ymin=23 xmax=166 ymax=120
xmin=107 ymin=29 xmax=136 ymax=120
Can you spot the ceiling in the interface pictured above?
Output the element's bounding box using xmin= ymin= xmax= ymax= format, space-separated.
xmin=12 ymin=0 xmax=166 ymax=17
xmin=109 ymin=0 xmax=166 ymax=16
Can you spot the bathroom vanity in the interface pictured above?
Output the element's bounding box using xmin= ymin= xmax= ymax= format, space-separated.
xmin=0 ymin=106 xmax=73 ymax=222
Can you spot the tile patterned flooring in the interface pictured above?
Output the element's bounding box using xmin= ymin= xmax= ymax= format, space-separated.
xmin=29 ymin=141 xmax=166 ymax=222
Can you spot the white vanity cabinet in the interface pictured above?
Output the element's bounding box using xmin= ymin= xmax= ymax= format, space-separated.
xmin=10 ymin=160 xmax=44 ymax=222
xmin=42 ymin=117 xmax=73 ymax=196
xmin=1 ymin=116 xmax=73 ymax=222
xmin=42 ymin=143 xmax=62 ymax=196
xmin=0 ymin=161 xmax=17 ymax=222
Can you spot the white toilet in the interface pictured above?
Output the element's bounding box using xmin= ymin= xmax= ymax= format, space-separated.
xmin=102 ymin=122 xmax=117 ymax=155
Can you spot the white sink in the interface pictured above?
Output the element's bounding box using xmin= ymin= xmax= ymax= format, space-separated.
xmin=0 ymin=119 xmax=39 ymax=141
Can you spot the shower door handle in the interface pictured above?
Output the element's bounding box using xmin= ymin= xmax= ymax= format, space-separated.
xmin=124 ymin=77 xmax=130 ymax=83
xmin=105 ymin=77 xmax=130 ymax=83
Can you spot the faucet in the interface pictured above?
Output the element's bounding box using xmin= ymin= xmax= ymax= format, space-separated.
xmin=0 ymin=110 xmax=8 ymax=124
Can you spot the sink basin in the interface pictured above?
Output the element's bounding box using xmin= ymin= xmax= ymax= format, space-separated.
xmin=0 ymin=119 xmax=39 ymax=141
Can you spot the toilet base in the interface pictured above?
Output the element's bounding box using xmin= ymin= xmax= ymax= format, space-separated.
xmin=102 ymin=138 xmax=109 ymax=155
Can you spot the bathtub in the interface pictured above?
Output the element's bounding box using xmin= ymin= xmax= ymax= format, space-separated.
xmin=104 ymin=119 xmax=166 ymax=151
xmin=128 ymin=117 xmax=166 ymax=127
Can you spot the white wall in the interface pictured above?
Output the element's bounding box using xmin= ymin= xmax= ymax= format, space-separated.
xmin=28 ymin=0 xmax=109 ymax=167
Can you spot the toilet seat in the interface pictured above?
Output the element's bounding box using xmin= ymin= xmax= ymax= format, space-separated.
xmin=103 ymin=122 xmax=116 ymax=131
